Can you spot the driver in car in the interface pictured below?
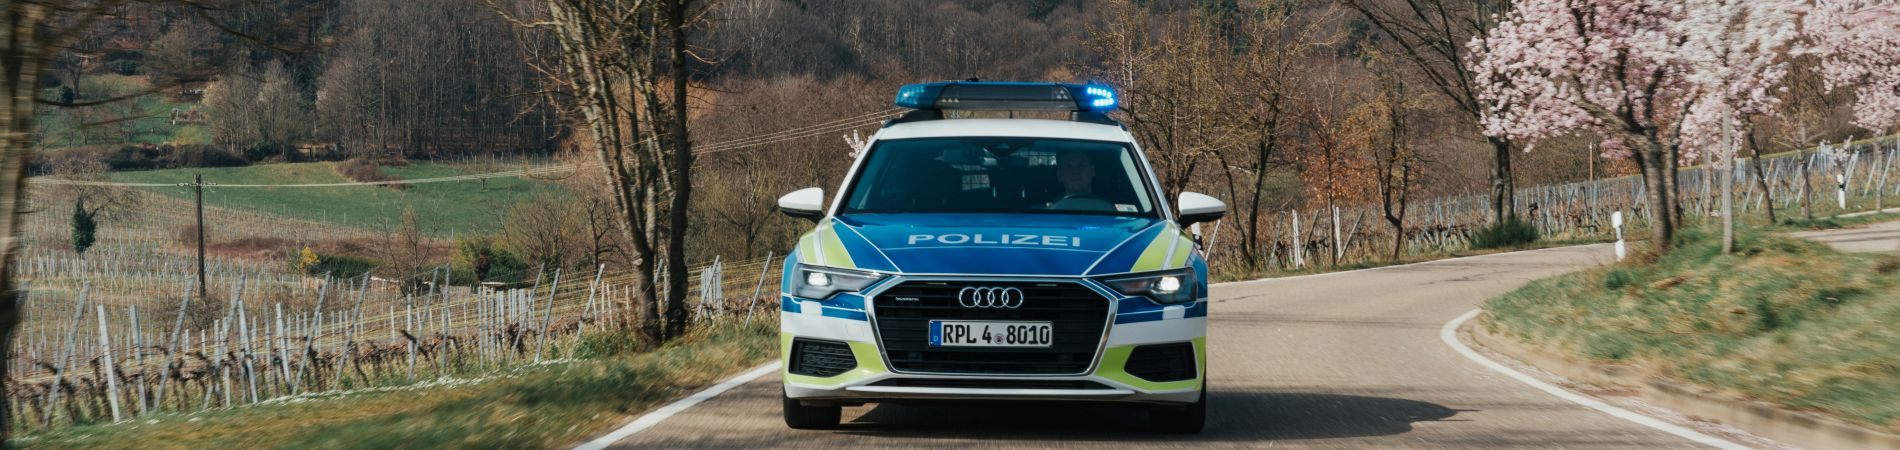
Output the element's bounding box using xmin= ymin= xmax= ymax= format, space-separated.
xmin=1045 ymin=149 xmax=1115 ymax=211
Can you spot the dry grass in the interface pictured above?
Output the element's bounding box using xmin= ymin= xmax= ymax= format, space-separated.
xmin=18 ymin=319 xmax=777 ymax=450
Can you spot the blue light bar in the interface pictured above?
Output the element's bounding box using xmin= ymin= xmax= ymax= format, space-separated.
xmin=893 ymin=81 xmax=1119 ymax=112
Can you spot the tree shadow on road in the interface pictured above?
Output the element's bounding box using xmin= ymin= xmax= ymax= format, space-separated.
xmin=832 ymin=390 xmax=1463 ymax=443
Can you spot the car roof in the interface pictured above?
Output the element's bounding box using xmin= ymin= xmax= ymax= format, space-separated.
xmin=873 ymin=118 xmax=1134 ymax=143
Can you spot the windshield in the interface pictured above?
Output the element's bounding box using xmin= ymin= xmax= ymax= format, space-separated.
xmin=841 ymin=137 xmax=1158 ymax=217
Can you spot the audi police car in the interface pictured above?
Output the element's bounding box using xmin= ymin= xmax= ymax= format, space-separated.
xmin=775 ymin=81 xmax=1226 ymax=433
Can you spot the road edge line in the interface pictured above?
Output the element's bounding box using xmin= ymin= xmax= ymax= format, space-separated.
xmin=572 ymin=361 xmax=783 ymax=450
xmin=1440 ymin=309 xmax=1749 ymax=450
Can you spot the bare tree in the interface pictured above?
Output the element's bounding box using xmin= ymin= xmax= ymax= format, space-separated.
xmin=490 ymin=0 xmax=705 ymax=343
xmin=1343 ymin=0 xmax=1520 ymax=225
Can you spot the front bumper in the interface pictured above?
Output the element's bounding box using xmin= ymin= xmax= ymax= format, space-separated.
xmin=779 ymin=280 xmax=1207 ymax=405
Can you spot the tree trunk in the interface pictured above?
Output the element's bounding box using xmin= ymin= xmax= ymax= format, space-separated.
xmin=1634 ymin=140 xmax=1676 ymax=252
xmin=1488 ymin=136 xmax=1516 ymax=223
xmin=1800 ymin=148 xmax=1814 ymax=221
xmin=1747 ymin=127 xmax=1776 ymax=224
xmin=660 ymin=0 xmax=694 ymax=340
xmin=3 ymin=10 xmax=51 ymax=440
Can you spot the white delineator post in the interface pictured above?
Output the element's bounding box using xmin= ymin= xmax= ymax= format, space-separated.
xmin=1838 ymin=172 xmax=1849 ymax=209
xmin=1611 ymin=211 xmax=1626 ymax=261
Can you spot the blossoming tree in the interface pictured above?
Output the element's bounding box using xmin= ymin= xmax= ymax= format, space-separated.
xmin=1810 ymin=0 xmax=1900 ymax=133
xmin=1468 ymin=0 xmax=1801 ymax=253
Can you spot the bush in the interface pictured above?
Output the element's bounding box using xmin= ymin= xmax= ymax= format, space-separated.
xmin=242 ymin=143 xmax=304 ymax=163
xmin=336 ymin=158 xmax=409 ymax=189
xmin=305 ymin=253 xmax=380 ymax=280
xmin=104 ymin=144 xmax=249 ymax=170
xmin=1469 ymin=218 xmax=1539 ymax=249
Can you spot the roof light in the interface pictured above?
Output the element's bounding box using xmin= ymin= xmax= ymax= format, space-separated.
xmin=1083 ymin=85 xmax=1117 ymax=111
xmin=892 ymin=81 xmax=1119 ymax=113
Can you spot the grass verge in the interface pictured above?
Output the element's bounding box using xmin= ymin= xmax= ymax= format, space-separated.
xmin=1482 ymin=226 xmax=1900 ymax=432
xmin=19 ymin=320 xmax=776 ymax=450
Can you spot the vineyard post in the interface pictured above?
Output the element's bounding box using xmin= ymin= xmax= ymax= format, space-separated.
xmin=745 ymin=252 xmax=773 ymax=326
xmin=235 ymin=299 xmax=257 ymax=404
xmin=294 ymin=279 xmax=327 ymax=390
xmin=336 ymin=275 xmax=369 ymax=388
xmin=275 ymin=303 xmax=293 ymax=393
xmin=47 ymin=284 xmax=88 ymax=424
xmin=95 ymin=305 xmax=122 ymax=422
xmin=405 ymin=300 xmax=415 ymax=380
xmin=533 ymin=269 xmax=564 ymax=363
xmin=130 ymin=305 xmax=146 ymax=415
xmin=581 ymin=264 xmax=604 ymax=333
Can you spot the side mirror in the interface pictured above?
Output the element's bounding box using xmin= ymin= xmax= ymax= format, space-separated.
xmin=778 ymin=187 xmax=825 ymax=222
xmin=1177 ymin=192 xmax=1226 ymax=226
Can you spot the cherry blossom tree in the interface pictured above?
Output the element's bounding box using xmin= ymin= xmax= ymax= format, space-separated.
xmin=1675 ymin=0 xmax=1802 ymax=252
xmin=1468 ymin=0 xmax=1801 ymax=253
xmin=1809 ymin=0 xmax=1900 ymax=133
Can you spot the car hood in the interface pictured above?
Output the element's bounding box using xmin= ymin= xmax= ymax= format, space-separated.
xmin=794 ymin=213 xmax=1195 ymax=277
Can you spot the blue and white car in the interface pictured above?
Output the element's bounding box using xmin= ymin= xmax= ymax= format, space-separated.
xmin=775 ymin=81 xmax=1226 ymax=433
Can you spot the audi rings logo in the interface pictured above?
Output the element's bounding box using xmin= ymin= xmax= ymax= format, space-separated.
xmin=957 ymin=286 xmax=1025 ymax=309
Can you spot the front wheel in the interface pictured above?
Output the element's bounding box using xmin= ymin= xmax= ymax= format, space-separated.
xmin=782 ymin=389 xmax=841 ymax=429
xmin=1149 ymin=383 xmax=1207 ymax=434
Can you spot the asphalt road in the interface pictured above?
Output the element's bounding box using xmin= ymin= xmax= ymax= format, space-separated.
xmin=1793 ymin=218 xmax=1900 ymax=253
xmin=602 ymin=242 xmax=1760 ymax=449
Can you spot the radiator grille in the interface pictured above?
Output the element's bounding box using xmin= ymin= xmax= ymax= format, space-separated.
xmin=872 ymin=280 xmax=1110 ymax=375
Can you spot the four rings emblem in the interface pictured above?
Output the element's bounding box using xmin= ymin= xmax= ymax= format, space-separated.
xmin=957 ymin=286 xmax=1025 ymax=309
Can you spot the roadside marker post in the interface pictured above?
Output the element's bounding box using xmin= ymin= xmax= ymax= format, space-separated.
xmin=1611 ymin=211 xmax=1626 ymax=261
xmin=1838 ymin=173 xmax=1848 ymax=209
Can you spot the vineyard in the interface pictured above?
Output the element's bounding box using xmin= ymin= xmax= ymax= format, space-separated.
xmin=1203 ymin=136 xmax=1900 ymax=274
xmin=9 ymin=182 xmax=782 ymax=433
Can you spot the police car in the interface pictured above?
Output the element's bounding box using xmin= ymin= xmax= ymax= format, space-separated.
xmin=775 ymin=81 xmax=1225 ymax=433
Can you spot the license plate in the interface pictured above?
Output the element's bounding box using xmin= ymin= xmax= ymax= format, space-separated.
xmin=929 ymin=320 xmax=1053 ymax=348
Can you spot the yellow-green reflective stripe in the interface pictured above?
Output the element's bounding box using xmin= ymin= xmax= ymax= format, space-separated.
xmin=1168 ymin=233 xmax=1194 ymax=269
xmin=1131 ymin=224 xmax=1179 ymax=272
xmin=1097 ymin=336 xmax=1206 ymax=391
xmin=819 ymin=225 xmax=855 ymax=269
xmin=797 ymin=234 xmax=818 ymax=263
xmin=780 ymin=333 xmax=888 ymax=386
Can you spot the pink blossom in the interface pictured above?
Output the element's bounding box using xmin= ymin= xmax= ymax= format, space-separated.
xmin=1810 ymin=0 xmax=1900 ymax=132
xmin=1468 ymin=0 xmax=1803 ymax=161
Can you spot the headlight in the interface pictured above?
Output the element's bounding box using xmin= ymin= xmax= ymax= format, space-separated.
xmin=790 ymin=264 xmax=887 ymax=300
xmin=1100 ymin=268 xmax=1197 ymax=304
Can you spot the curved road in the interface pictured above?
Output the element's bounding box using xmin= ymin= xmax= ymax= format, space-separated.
xmin=604 ymin=243 xmax=1723 ymax=448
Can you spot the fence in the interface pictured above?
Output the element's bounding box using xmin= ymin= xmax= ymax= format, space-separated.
xmin=7 ymin=247 xmax=781 ymax=432
xmin=1204 ymin=136 xmax=1900 ymax=273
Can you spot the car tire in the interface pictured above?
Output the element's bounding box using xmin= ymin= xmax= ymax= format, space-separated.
xmin=782 ymin=389 xmax=841 ymax=430
xmin=1149 ymin=382 xmax=1207 ymax=434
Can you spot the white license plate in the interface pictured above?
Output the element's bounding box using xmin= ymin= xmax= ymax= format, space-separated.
xmin=929 ymin=320 xmax=1053 ymax=348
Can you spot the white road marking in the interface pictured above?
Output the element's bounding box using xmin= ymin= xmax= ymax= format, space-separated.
xmin=1441 ymin=309 xmax=1750 ymax=450
xmin=572 ymin=362 xmax=782 ymax=450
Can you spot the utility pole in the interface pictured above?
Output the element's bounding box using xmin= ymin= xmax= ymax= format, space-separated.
xmin=181 ymin=173 xmax=215 ymax=303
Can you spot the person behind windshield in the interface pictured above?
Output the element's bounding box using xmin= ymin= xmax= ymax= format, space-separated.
xmin=1044 ymin=149 xmax=1115 ymax=211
